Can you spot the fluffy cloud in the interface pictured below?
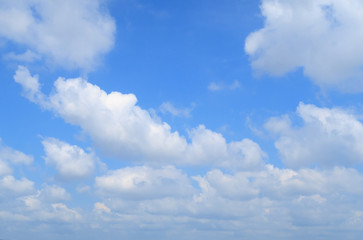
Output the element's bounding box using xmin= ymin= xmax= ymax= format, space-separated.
xmin=245 ymin=0 xmax=363 ymax=92
xmin=21 ymin=187 xmax=81 ymax=223
xmin=265 ymin=102 xmax=363 ymax=168
xmin=42 ymin=137 xmax=96 ymax=180
xmin=15 ymin=66 xmax=266 ymax=170
xmin=91 ymin=165 xmax=363 ymax=239
xmin=0 ymin=0 xmax=115 ymax=69
xmin=95 ymin=166 xmax=195 ymax=200
xmin=0 ymin=175 xmax=34 ymax=196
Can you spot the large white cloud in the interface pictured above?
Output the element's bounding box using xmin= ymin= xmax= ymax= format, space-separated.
xmin=245 ymin=0 xmax=363 ymax=92
xmin=42 ymin=137 xmax=96 ymax=180
xmin=265 ymin=102 xmax=363 ymax=168
xmin=0 ymin=0 xmax=115 ymax=69
xmin=15 ymin=66 xmax=267 ymax=170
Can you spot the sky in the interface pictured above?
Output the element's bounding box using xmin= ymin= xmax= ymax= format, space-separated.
xmin=1 ymin=0 xmax=363 ymax=239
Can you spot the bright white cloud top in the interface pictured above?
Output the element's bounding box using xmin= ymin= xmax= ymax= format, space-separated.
xmin=0 ymin=0 xmax=115 ymax=69
xmin=1 ymin=1 xmax=363 ymax=240
xmin=245 ymin=0 xmax=363 ymax=92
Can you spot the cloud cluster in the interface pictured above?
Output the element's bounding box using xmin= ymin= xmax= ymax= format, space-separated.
xmin=0 ymin=0 xmax=115 ymax=69
xmin=90 ymin=164 xmax=363 ymax=240
xmin=14 ymin=66 xmax=266 ymax=170
xmin=245 ymin=0 xmax=363 ymax=92
xmin=95 ymin=166 xmax=195 ymax=200
xmin=265 ymin=103 xmax=363 ymax=168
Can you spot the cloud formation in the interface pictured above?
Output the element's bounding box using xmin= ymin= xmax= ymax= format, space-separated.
xmin=265 ymin=103 xmax=363 ymax=168
xmin=15 ymin=66 xmax=266 ymax=170
xmin=42 ymin=138 xmax=96 ymax=180
xmin=95 ymin=166 xmax=195 ymax=200
xmin=245 ymin=0 xmax=363 ymax=92
xmin=0 ymin=0 xmax=115 ymax=70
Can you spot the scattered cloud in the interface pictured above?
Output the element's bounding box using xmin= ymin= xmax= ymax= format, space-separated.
xmin=0 ymin=0 xmax=115 ymax=70
xmin=245 ymin=0 xmax=363 ymax=92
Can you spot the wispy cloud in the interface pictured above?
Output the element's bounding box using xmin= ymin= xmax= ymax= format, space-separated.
xmin=159 ymin=102 xmax=195 ymax=118
xmin=208 ymin=80 xmax=240 ymax=91
xmin=3 ymin=50 xmax=41 ymax=63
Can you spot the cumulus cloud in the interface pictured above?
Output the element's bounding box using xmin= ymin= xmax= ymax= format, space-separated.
xmin=245 ymin=0 xmax=363 ymax=92
xmin=95 ymin=166 xmax=195 ymax=200
xmin=15 ymin=67 xmax=266 ymax=170
xmin=91 ymin=165 xmax=363 ymax=239
xmin=0 ymin=0 xmax=115 ymax=70
xmin=0 ymin=175 xmax=34 ymax=196
xmin=42 ymin=137 xmax=96 ymax=180
xmin=265 ymin=102 xmax=363 ymax=168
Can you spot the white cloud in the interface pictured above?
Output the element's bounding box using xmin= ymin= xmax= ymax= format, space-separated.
xmin=15 ymin=67 xmax=266 ymax=170
xmin=0 ymin=138 xmax=33 ymax=177
xmin=0 ymin=138 xmax=33 ymax=165
xmin=193 ymin=169 xmax=258 ymax=201
xmin=13 ymin=66 xmax=43 ymax=102
xmin=95 ymin=166 xmax=195 ymax=200
xmin=0 ymin=0 xmax=115 ymax=70
xmin=91 ymin=164 xmax=363 ymax=239
xmin=0 ymin=175 xmax=34 ymax=196
xmin=42 ymin=137 xmax=96 ymax=180
xmin=265 ymin=102 xmax=363 ymax=168
xmin=208 ymin=80 xmax=240 ymax=92
xmin=245 ymin=0 xmax=363 ymax=92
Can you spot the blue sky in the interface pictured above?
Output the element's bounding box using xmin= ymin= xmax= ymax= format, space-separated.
xmin=1 ymin=0 xmax=363 ymax=239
